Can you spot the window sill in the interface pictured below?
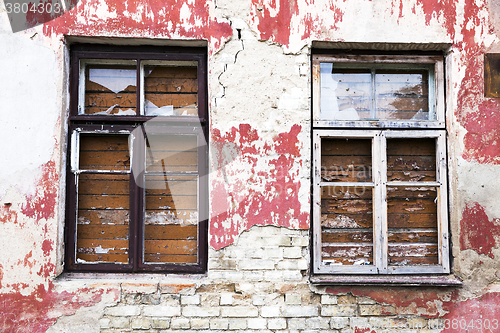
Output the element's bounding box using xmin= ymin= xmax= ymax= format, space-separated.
xmin=310 ymin=274 xmax=462 ymax=287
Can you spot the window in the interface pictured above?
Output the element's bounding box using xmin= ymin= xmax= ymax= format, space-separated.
xmin=65 ymin=44 xmax=208 ymax=273
xmin=312 ymin=53 xmax=449 ymax=275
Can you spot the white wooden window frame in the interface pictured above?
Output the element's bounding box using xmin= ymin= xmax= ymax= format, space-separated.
xmin=312 ymin=54 xmax=449 ymax=275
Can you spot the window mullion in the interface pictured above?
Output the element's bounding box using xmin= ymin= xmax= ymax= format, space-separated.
xmin=373 ymin=132 xmax=388 ymax=274
xmin=437 ymin=132 xmax=450 ymax=273
xmin=370 ymin=69 xmax=376 ymax=119
xmin=312 ymin=133 xmax=323 ymax=273
xmin=130 ymin=131 xmax=144 ymax=271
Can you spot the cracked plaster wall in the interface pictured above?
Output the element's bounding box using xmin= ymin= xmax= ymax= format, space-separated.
xmin=2 ymin=0 xmax=500 ymax=331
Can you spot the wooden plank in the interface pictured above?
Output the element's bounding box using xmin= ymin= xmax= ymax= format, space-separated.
xmin=79 ymin=194 xmax=129 ymax=210
xmin=386 ymin=138 xmax=435 ymax=155
xmin=144 ymin=239 xmax=197 ymax=255
xmin=78 ymin=210 xmax=130 ymax=225
xmin=76 ymin=253 xmax=128 ymax=263
xmin=80 ymin=152 xmax=130 ymax=170
xmin=145 ymin=194 xmax=197 ymax=211
xmin=388 ymin=243 xmax=438 ymax=257
xmin=77 ymin=238 xmax=128 ymax=254
xmin=79 ymin=174 xmax=129 ymax=195
xmin=144 ymin=78 xmax=198 ymax=93
xmin=145 ymin=180 xmax=197 ymax=196
xmin=86 ymin=80 xmax=136 ymax=93
xmin=321 ymin=198 xmax=372 ymax=215
xmin=389 ymin=256 xmax=438 ymax=265
xmin=387 ymin=213 xmax=437 ymax=228
xmin=145 ymin=134 xmax=198 ymax=151
xmin=387 ymin=230 xmax=437 ymax=243
xmin=77 ymin=224 xmax=128 ymax=240
xmin=321 ymin=138 xmax=372 ymax=155
xmin=145 ymin=225 xmax=197 ymax=240
xmin=322 ymin=186 xmax=372 ymax=199
xmin=85 ymin=91 xmax=136 ymax=108
xmin=322 ymin=245 xmax=373 ymax=264
xmin=387 ymin=186 xmax=437 ymax=198
xmin=387 ymin=170 xmax=435 ymax=182
xmin=80 ymin=134 xmax=129 ymax=151
xmin=322 ymin=229 xmax=373 ymax=243
xmin=321 ymin=213 xmax=373 ymax=228
xmin=144 ymin=254 xmax=197 ymax=263
xmin=387 ymin=198 xmax=437 ymax=214
xmin=145 ymin=93 xmax=197 ymax=109
xmin=144 ymin=66 xmax=197 ymax=79
xmin=321 ymin=256 xmax=373 ymax=266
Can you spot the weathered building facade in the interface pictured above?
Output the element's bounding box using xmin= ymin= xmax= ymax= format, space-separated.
xmin=1 ymin=0 xmax=500 ymax=331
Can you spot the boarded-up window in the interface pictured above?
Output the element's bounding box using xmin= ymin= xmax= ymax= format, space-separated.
xmin=312 ymin=53 xmax=449 ymax=276
xmin=66 ymin=45 xmax=208 ymax=274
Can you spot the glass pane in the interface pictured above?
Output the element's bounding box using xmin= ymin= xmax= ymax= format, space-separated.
xmin=320 ymin=63 xmax=371 ymax=120
xmin=144 ymin=174 xmax=198 ymax=263
xmin=387 ymin=186 xmax=438 ymax=266
xmin=145 ymin=134 xmax=198 ymax=173
xmin=386 ymin=138 xmax=436 ymax=182
xmin=84 ymin=63 xmax=137 ymax=115
xmin=321 ymin=138 xmax=372 ymax=182
xmin=321 ymin=185 xmax=373 ymax=265
xmin=76 ymin=174 xmax=129 ymax=264
xmin=79 ymin=134 xmax=130 ymax=171
xmin=375 ymin=70 xmax=429 ymax=120
xmin=144 ymin=61 xmax=198 ymax=116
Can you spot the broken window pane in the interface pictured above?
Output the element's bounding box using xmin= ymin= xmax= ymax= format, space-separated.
xmin=83 ymin=61 xmax=137 ymax=115
xmin=143 ymin=61 xmax=198 ymax=116
xmin=145 ymin=134 xmax=198 ymax=173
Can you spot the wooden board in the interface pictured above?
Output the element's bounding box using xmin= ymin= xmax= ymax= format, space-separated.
xmin=321 ymin=138 xmax=372 ymax=182
xmin=79 ymin=134 xmax=130 ymax=171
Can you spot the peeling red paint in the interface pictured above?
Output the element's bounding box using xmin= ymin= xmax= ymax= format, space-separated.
xmin=21 ymin=161 xmax=58 ymax=222
xmin=441 ymin=292 xmax=500 ymax=332
xmin=251 ymin=0 xmax=298 ymax=46
xmin=0 ymin=204 xmax=18 ymax=224
xmin=0 ymin=282 xmax=118 ymax=333
xmin=210 ymin=124 xmax=308 ymax=249
xmin=42 ymin=0 xmax=232 ymax=54
xmin=460 ymin=202 xmax=500 ymax=258
xmin=41 ymin=240 xmax=54 ymax=257
xmin=326 ymin=286 xmax=459 ymax=317
xmin=354 ymin=328 xmax=375 ymax=333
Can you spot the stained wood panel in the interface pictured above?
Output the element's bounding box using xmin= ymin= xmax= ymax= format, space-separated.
xmin=79 ymin=134 xmax=130 ymax=171
xmin=387 ymin=138 xmax=436 ymax=182
xmin=321 ymin=138 xmax=372 ymax=182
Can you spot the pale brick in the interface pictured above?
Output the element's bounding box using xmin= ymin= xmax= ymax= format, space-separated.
xmin=260 ymin=305 xmax=281 ymax=317
xmin=142 ymin=294 xmax=161 ymax=305
xmin=181 ymin=295 xmax=200 ymax=305
xmin=190 ymin=318 xmax=210 ymax=329
xmin=122 ymin=293 xmax=141 ymax=305
xmin=131 ymin=317 xmax=151 ymax=329
xmin=170 ymin=318 xmax=190 ymax=329
xmin=321 ymin=305 xmax=357 ymax=317
xmin=283 ymin=271 xmax=303 ymax=281
xmin=264 ymin=270 xmax=283 ymax=280
xmin=121 ymin=282 xmax=157 ymax=294
xmin=288 ymin=318 xmax=306 ymax=329
xmin=221 ymin=306 xmax=259 ymax=317
xmin=359 ymin=304 xmax=396 ymax=316
xmin=201 ymin=294 xmax=220 ymax=306
xmin=151 ymin=318 xmax=170 ymax=329
xmin=291 ymin=236 xmax=309 ymax=247
xmin=182 ymin=306 xmax=220 ymax=317
xmin=229 ymin=319 xmax=248 ymax=330
xmin=252 ymin=294 xmax=266 ymax=306
xmin=160 ymin=294 xmax=180 ymax=306
xmin=109 ymin=317 xmax=130 ymax=329
xmin=248 ymin=318 xmax=267 ymax=329
xmin=104 ymin=305 xmax=141 ymax=316
xmin=350 ymin=317 xmax=369 ymax=328
xmin=306 ymin=317 xmax=330 ymax=329
xmin=338 ymin=294 xmax=356 ymax=304
xmin=330 ymin=317 xmax=349 ymax=329
xmin=282 ymin=305 xmax=318 ymax=317
xmin=244 ymin=271 xmax=264 ymax=281
xmin=220 ymin=293 xmax=234 ymax=305
xmin=268 ymin=318 xmax=287 ymax=329
xmin=208 ymin=258 xmax=237 ymax=270
xmin=99 ymin=318 xmax=111 ymax=328
xmin=321 ymin=295 xmax=338 ymax=305
xmin=210 ymin=318 xmax=229 ymax=329
xmin=285 ymin=294 xmax=301 ymax=305
xmin=357 ymin=296 xmax=376 ymax=304
xmin=247 ymin=248 xmax=265 ymax=258
xmin=159 ymin=284 xmax=195 ymax=295
xmin=239 ymin=259 xmax=275 ymax=270
xmin=143 ymin=305 xmax=181 ymax=317
xmin=283 ymin=247 xmax=302 ymax=258
xmin=264 ymin=247 xmax=283 ymax=259
xmin=274 ymin=235 xmax=292 ymax=246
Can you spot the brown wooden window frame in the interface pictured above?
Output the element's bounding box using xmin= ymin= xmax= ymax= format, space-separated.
xmin=65 ymin=44 xmax=208 ymax=273
xmin=312 ymin=53 xmax=450 ymax=276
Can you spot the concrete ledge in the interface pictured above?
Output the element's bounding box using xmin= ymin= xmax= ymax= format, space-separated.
xmin=310 ymin=274 xmax=463 ymax=287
